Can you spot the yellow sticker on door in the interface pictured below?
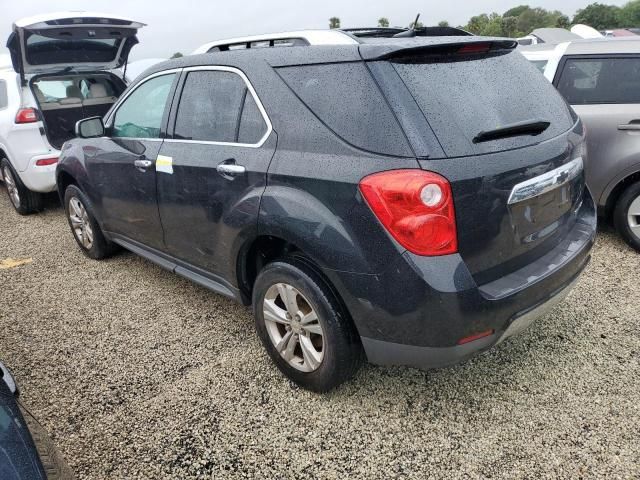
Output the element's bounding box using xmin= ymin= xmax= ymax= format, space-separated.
xmin=156 ymin=155 xmax=173 ymax=174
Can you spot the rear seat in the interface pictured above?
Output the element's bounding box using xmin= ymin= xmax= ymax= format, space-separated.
xmin=83 ymin=84 xmax=117 ymax=118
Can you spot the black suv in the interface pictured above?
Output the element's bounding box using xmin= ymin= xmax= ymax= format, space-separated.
xmin=57 ymin=33 xmax=596 ymax=391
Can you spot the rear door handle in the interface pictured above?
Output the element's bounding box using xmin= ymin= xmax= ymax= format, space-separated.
xmin=216 ymin=162 xmax=246 ymax=178
xmin=618 ymin=123 xmax=640 ymax=131
xmin=134 ymin=159 xmax=153 ymax=169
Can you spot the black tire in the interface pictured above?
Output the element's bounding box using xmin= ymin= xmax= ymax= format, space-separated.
xmin=613 ymin=181 xmax=640 ymax=252
xmin=1 ymin=158 xmax=44 ymax=215
xmin=64 ymin=184 xmax=117 ymax=259
xmin=253 ymin=258 xmax=363 ymax=392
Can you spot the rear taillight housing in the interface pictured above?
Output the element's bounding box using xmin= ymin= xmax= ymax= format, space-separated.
xmin=15 ymin=108 xmax=38 ymax=124
xmin=359 ymin=170 xmax=457 ymax=256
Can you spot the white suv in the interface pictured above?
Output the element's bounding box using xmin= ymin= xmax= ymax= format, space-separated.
xmin=0 ymin=12 xmax=145 ymax=214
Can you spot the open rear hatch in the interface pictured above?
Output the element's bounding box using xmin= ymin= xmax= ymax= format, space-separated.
xmin=7 ymin=12 xmax=145 ymax=82
xmin=364 ymin=39 xmax=587 ymax=285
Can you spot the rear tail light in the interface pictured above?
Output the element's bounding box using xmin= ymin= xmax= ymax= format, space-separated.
xmin=359 ymin=170 xmax=458 ymax=256
xmin=15 ymin=108 xmax=38 ymax=124
xmin=35 ymin=157 xmax=58 ymax=167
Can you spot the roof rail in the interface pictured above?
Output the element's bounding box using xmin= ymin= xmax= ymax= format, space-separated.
xmin=192 ymin=30 xmax=358 ymax=55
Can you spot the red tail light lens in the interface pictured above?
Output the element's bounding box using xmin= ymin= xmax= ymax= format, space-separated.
xmin=35 ymin=157 xmax=58 ymax=166
xmin=359 ymin=170 xmax=458 ymax=256
xmin=15 ymin=108 xmax=38 ymax=124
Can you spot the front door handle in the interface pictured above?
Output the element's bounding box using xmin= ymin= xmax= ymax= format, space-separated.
xmin=134 ymin=159 xmax=153 ymax=169
xmin=216 ymin=162 xmax=246 ymax=178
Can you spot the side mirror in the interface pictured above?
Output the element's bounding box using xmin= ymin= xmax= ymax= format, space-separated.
xmin=76 ymin=117 xmax=105 ymax=139
xmin=0 ymin=361 xmax=18 ymax=396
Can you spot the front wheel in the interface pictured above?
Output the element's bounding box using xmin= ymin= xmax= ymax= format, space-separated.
xmin=64 ymin=185 xmax=117 ymax=259
xmin=1 ymin=158 xmax=43 ymax=215
xmin=613 ymin=181 xmax=640 ymax=252
xmin=253 ymin=258 xmax=363 ymax=392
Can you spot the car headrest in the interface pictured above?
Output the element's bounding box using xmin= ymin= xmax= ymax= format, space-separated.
xmin=66 ymin=85 xmax=82 ymax=99
xmin=89 ymin=83 xmax=108 ymax=98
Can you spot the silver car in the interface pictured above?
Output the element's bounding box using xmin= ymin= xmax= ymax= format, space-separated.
xmin=522 ymin=38 xmax=640 ymax=251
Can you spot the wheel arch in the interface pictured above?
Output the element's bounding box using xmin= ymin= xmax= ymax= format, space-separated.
xmin=602 ymin=169 xmax=640 ymax=222
xmin=236 ymin=235 xmax=358 ymax=335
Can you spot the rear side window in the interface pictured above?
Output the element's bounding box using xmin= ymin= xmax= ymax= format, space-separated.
xmin=113 ymin=73 xmax=176 ymax=139
xmin=557 ymin=57 xmax=640 ymax=104
xmin=173 ymin=70 xmax=268 ymax=144
xmin=392 ymin=51 xmax=574 ymax=157
xmin=0 ymin=81 xmax=7 ymax=109
xmin=278 ymin=62 xmax=412 ymax=157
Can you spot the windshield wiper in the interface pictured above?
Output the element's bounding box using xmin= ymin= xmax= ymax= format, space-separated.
xmin=473 ymin=119 xmax=550 ymax=144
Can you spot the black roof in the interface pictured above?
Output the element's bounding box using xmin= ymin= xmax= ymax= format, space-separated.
xmin=137 ymin=35 xmax=517 ymax=81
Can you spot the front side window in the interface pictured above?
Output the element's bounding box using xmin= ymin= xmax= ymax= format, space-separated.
xmin=557 ymin=57 xmax=640 ymax=104
xmin=112 ymin=73 xmax=176 ymax=138
xmin=173 ymin=70 xmax=268 ymax=144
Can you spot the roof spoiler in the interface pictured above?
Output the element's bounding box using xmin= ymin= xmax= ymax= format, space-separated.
xmin=342 ymin=26 xmax=473 ymax=38
xmin=362 ymin=39 xmax=519 ymax=61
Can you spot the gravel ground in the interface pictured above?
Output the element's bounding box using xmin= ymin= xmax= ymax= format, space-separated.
xmin=0 ymin=188 xmax=638 ymax=479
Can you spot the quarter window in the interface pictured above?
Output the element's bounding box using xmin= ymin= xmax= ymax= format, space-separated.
xmin=0 ymin=81 xmax=7 ymax=109
xmin=112 ymin=73 xmax=176 ymax=138
xmin=557 ymin=57 xmax=640 ymax=104
xmin=173 ymin=70 xmax=268 ymax=144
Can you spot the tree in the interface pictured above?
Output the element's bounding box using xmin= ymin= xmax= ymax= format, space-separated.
xmin=378 ymin=17 xmax=389 ymax=27
xmin=573 ymin=3 xmax=622 ymax=29
xmin=329 ymin=17 xmax=341 ymax=29
xmin=504 ymin=5 xmax=530 ymax=18
xmin=555 ymin=14 xmax=571 ymax=29
xmin=620 ymin=0 xmax=640 ymax=27
xmin=438 ymin=20 xmax=450 ymax=27
xmin=501 ymin=16 xmax=519 ymax=37
xmin=410 ymin=20 xmax=424 ymax=28
xmin=170 ymin=52 xmax=183 ymax=59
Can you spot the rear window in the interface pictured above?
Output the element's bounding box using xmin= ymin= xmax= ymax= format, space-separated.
xmin=557 ymin=57 xmax=640 ymax=104
xmin=24 ymin=33 xmax=122 ymax=66
xmin=278 ymin=62 xmax=412 ymax=157
xmin=530 ymin=59 xmax=548 ymax=73
xmin=391 ymin=51 xmax=574 ymax=157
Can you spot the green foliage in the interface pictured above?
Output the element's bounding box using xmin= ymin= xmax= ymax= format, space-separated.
xmin=620 ymin=0 xmax=640 ymax=26
xmin=378 ymin=17 xmax=390 ymax=27
xmin=329 ymin=17 xmax=341 ymax=29
xmin=438 ymin=20 xmax=450 ymax=27
xmin=170 ymin=52 xmax=183 ymax=59
xmin=574 ymin=3 xmax=622 ymax=29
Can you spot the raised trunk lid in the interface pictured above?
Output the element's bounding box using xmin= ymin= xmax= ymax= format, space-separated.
xmin=7 ymin=12 xmax=145 ymax=78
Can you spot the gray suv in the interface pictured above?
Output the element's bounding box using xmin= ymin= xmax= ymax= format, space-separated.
xmin=525 ymin=38 xmax=640 ymax=250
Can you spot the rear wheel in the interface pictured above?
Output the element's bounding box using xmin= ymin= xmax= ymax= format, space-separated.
xmin=614 ymin=181 xmax=640 ymax=252
xmin=253 ymin=258 xmax=363 ymax=392
xmin=1 ymin=158 xmax=43 ymax=215
xmin=64 ymin=185 xmax=116 ymax=259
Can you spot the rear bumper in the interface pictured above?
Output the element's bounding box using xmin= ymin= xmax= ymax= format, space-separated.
xmin=19 ymin=153 xmax=59 ymax=193
xmin=362 ymin=276 xmax=579 ymax=369
xmin=326 ymin=190 xmax=596 ymax=370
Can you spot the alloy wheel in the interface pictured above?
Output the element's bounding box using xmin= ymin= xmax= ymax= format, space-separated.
xmin=68 ymin=197 xmax=94 ymax=249
xmin=628 ymin=195 xmax=640 ymax=240
xmin=2 ymin=166 xmax=20 ymax=209
xmin=263 ymin=283 xmax=325 ymax=372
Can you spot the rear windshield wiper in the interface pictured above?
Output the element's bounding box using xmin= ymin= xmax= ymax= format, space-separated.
xmin=473 ymin=119 xmax=550 ymax=144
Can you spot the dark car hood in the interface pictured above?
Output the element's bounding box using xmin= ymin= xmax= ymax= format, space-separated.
xmin=0 ymin=373 xmax=45 ymax=480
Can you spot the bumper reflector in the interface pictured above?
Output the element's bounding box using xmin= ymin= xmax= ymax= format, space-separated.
xmin=457 ymin=329 xmax=495 ymax=345
xmin=35 ymin=157 xmax=58 ymax=166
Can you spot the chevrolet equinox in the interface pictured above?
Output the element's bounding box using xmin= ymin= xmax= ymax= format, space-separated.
xmin=56 ymin=31 xmax=596 ymax=392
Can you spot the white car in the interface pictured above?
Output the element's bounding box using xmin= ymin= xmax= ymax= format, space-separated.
xmin=0 ymin=12 xmax=145 ymax=214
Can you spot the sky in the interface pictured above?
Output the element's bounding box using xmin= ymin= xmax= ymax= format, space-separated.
xmin=0 ymin=0 xmax=630 ymax=60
